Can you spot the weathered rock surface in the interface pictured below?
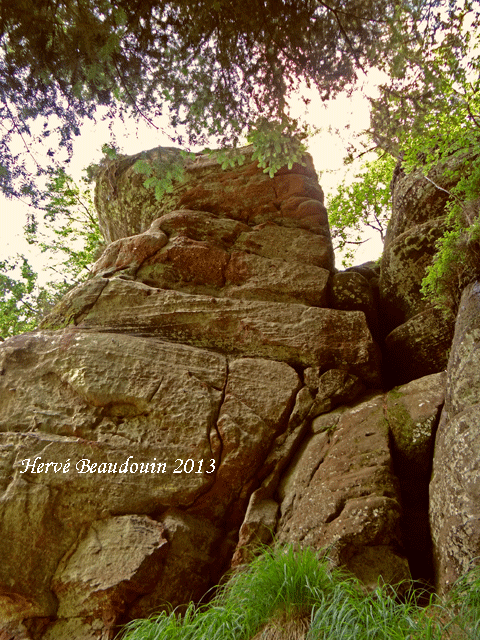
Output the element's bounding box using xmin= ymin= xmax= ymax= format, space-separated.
xmin=90 ymin=150 xmax=335 ymax=321
xmin=128 ymin=510 xmax=223 ymax=617
xmin=0 ymin=331 xmax=224 ymax=625
xmin=387 ymin=373 xmax=446 ymax=488
xmin=92 ymin=212 xmax=332 ymax=305
xmin=380 ymin=219 xmax=445 ymax=332
xmin=51 ymin=516 xmax=168 ymax=630
xmin=329 ymin=270 xmax=378 ymax=337
xmin=274 ymin=372 xmax=446 ymax=589
xmin=386 ymin=152 xmax=479 ymax=245
xmin=0 ymin=325 xmax=307 ymax=632
xmin=0 ymin=147 xmax=378 ymax=638
xmin=3 ymin=150 xmax=378 ymax=637
xmin=378 ymin=157 xmax=468 ymax=383
xmin=430 ymin=281 xmax=480 ymax=592
xmin=94 ymin=147 xmax=331 ymax=250
xmin=386 ymin=373 xmax=446 ymax=581
xmin=5 ymin=143 xmax=478 ymax=637
xmin=41 ymin=277 xmax=381 ymax=386
xmin=384 ymin=307 xmax=454 ymax=386
xmin=276 ymin=394 xmax=409 ymax=589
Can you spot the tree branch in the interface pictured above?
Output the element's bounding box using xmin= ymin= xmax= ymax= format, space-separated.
xmin=423 ymin=175 xmax=463 ymax=206
xmin=465 ymin=100 xmax=480 ymax=130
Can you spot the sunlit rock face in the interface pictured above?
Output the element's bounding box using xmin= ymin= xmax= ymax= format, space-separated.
xmin=94 ymin=146 xmax=332 ymax=245
xmin=1 ymin=144 xmax=477 ymax=638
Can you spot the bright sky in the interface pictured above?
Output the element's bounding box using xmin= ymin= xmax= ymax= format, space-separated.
xmin=0 ymin=76 xmax=384 ymax=274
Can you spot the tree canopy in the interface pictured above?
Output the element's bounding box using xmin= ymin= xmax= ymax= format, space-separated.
xmin=362 ymin=0 xmax=480 ymax=308
xmin=325 ymin=0 xmax=480 ymax=278
xmin=367 ymin=0 xmax=480 ymax=159
xmin=1 ymin=0 xmax=406 ymax=202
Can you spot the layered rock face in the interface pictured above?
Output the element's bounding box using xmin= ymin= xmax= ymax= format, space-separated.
xmin=0 ymin=146 xmax=478 ymax=638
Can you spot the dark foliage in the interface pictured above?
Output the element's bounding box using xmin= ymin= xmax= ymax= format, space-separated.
xmin=1 ymin=0 xmax=398 ymax=201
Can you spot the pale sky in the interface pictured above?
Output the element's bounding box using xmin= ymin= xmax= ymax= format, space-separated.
xmin=0 ymin=76 xmax=384 ymax=273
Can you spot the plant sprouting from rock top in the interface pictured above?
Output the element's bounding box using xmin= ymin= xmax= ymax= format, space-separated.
xmin=247 ymin=118 xmax=310 ymax=178
xmin=132 ymin=151 xmax=194 ymax=200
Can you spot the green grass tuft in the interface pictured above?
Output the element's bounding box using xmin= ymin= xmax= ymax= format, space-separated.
xmin=118 ymin=546 xmax=480 ymax=640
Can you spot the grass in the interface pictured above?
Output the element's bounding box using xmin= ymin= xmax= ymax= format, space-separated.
xmin=118 ymin=546 xmax=480 ymax=640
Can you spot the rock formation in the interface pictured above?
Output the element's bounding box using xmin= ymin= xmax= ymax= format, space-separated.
xmin=0 ymin=145 xmax=478 ymax=638
xmin=378 ymin=157 xmax=467 ymax=386
xmin=276 ymin=372 xmax=446 ymax=589
xmin=430 ymin=281 xmax=480 ymax=592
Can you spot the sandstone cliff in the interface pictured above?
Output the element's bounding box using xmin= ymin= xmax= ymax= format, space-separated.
xmin=0 ymin=147 xmax=478 ymax=639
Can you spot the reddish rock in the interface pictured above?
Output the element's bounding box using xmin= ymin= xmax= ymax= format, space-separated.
xmin=94 ymin=147 xmax=330 ymax=243
xmin=232 ymin=222 xmax=333 ymax=270
xmin=148 ymin=235 xmax=229 ymax=287
xmin=46 ymin=277 xmax=381 ymax=386
xmin=231 ymin=497 xmax=279 ymax=567
xmin=279 ymin=197 xmax=329 ymax=233
xmin=128 ymin=510 xmax=222 ymax=616
xmin=93 ymin=227 xmax=168 ymax=275
xmin=92 ymin=213 xmax=332 ymax=305
xmin=0 ymin=330 xmax=304 ymax=634
xmin=223 ymin=252 xmax=330 ymax=307
xmin=4 ymin=142 xmax=463 ymax=639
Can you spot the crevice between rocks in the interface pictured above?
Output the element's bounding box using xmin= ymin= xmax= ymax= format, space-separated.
xmin=387 ymin=407 xmax=443 ymax=589
xmin=325 ymin=498 xmax=347 ymax=524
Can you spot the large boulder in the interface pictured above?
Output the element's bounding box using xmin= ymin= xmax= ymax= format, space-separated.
xmin=385 ymin=155 xmax=472 ymax=246
xmin=92 ymin=148 xmax=335 ymax=309
xmin=383 ymin=307 xmax=454 ymax=386
xmin=48 ymin=515 xmax=169 ymax=638
xmin=0 ymin=328 xmax=303 ymax=633
xmin=276 ymin=394 xmax=409 ymax=589
xmin=91 ymin=211 xmax=332 ymax=306
xmin=380 ymin=219 xmax=445 ymax=331
xmin=41 ymin=277 xmax=381 ymax=387
xmin=430 ymin=281 xmax=480 ymax=592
